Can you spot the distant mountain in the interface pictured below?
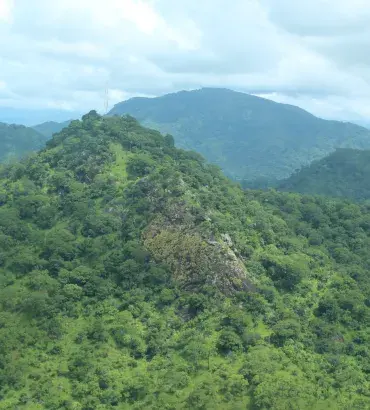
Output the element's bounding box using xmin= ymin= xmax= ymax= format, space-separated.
xmin=32 ymin=120 xmax=72 ymax=138
xmin=278 ymin=148 xmax=370 ymax=201
xmin=0 ymin=122 xmax=48 ymax=163
xmin=0 ymin=107 xmax=80 ymax=126
xmin=109 ymin=88 xmax=370 ymax=180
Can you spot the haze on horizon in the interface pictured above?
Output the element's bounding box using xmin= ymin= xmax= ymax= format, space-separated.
xmin=1 ymin=0 xmax=370 ymax=125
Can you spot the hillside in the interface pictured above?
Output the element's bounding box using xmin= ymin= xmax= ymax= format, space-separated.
xmin=279 ymin=148 xmax=370 ymax=201
xmin=0 ymin=122 xmax=48 ymax=163
xmin=109 ymin=88 xmax=370 ymax=180
xmin=32 ymin=120 xmax=72 ymax=139
xmin=0 ymin=112 xmax=370 ymax=408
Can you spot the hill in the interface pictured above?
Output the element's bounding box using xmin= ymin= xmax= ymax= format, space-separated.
xmin=0 ymin=122 xmax=48 ymax=163
xmin=279 ymin=148 xmax=370 ymax=201
xmin=0 ymin=112 xmax=370 ymax=408
xmin=32 ymin=120 xmax=72 ymax=139
xmin=109 ymin=88 xmax=370 ymax=180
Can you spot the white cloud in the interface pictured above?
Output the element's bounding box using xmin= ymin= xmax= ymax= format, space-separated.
xmin=1 ymin=0 xmax=370 ymax=122
xmin=262 ymin=0 xmax=370 ymax=35
xmin=256 ymin=92 xmax=370 ymax=123
xmin=0 ymin=0 xmax=13 ymax=23
xmin=38 ymin=40 xmax=108 ymax=60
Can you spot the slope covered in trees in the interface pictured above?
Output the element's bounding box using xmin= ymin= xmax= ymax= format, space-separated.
xmin=278 ymin=148 xmax=370 ymax=201
xmin=0 ymin=122 xmax=48 ymax=163
xmin=0 ymin=112 xmax=370 ymax=409
xmin=109 ymin=88 xmax=370 ymax=180
xmin=32 ymin=120 xmax=72 ymax=139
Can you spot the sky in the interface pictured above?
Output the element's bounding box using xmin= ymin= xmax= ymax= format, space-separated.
xmin=1 ymin=0 xmax=370 ymax=124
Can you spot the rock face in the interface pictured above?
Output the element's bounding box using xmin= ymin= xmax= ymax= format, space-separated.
xmin=144 ymin=224 xmax=255 ymax=294
xmin=221 ymin=233 xmax=233 ymax=247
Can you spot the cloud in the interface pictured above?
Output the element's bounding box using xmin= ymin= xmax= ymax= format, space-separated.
xmin=262 ymin=0 xmax=370 ymax=35
xmin=1 ymin=0 xmax=370 ymax=122
xmin=0 ymin=0 xmax=13 ymax=23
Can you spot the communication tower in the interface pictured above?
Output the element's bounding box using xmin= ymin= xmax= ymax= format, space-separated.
xmin=104 ymin=86 xmax=109 ymax=115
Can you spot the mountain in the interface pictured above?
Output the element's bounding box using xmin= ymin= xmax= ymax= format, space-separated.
xmin=1 ymin=112 xmax=370 ymax=408
xmin=0 ymin=122 xmax=48 ymax=163
xmin=32 ymin=120 xmax=72 ymax=138
xmin=109 ymin=88 xmax=370 ymax=180
xmin=279 ymin=148 xmax=370 ymax=201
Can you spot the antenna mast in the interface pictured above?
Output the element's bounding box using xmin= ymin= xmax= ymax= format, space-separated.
xmin=104 ymin=83 xmax=109 ymax=115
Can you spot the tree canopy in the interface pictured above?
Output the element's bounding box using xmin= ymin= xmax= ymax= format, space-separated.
xmin=278 ymin=148 xmax=370 ymax=201
xmin=0 ymin=112 xmax=370 ymax=408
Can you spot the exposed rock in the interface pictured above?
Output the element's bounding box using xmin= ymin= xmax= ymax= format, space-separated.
xmin=144 ymin=224 xmax=256 ymax=294
xmin=221 ymin=233 xmax=233 ymax=247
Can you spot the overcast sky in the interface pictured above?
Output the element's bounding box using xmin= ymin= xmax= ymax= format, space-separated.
xmin=1 ymin=0 xmax=370 ymax=124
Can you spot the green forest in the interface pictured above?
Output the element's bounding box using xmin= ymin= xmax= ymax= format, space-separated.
xmin=0 ymin=112 xmax=370 ymax=409
xmin=0 ymin=122 xmax=48 ymax=163
xmin=278 ymin=148 xmax=370 ymax=201
xmin=32 ymin=121 xmax=72 ymax=139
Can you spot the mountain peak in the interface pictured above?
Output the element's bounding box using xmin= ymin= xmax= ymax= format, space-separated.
xmin=32 ymin=119 xmax=72 ymax=138
xmin=4 ymin=112 xmax=254 ymax=294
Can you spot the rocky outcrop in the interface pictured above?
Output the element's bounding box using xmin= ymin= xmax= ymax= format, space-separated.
xmin=143 ymin=224 xmax=255 ymax=294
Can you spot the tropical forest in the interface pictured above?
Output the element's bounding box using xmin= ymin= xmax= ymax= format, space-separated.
xmin=0 ymin=112 xmax=370 ymax=409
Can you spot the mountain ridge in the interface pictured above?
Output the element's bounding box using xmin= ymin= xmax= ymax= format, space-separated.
xmin=109 ymin=88 xmax=370 ymax=180
xmin=0 ymin=121 xmax=48 ymax=163
xmin=32 ymin=119 xmax=72 ymax=138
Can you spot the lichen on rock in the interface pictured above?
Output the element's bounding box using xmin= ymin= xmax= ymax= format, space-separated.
xmin=143 ymin=222 xmax=255 ymax=294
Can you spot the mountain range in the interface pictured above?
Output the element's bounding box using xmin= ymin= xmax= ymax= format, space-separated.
xmin=3 ymin=87 xmax=370 ymax=187
xmin=109 ymin=88 xmax=370 ymax=180
xmin=0 ymin=112 xmax=369 ymax=408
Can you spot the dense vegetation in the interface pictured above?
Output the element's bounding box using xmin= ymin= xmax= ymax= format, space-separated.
xmin=1 ymin=112 xmax=370 ymax=408
xmin=32 ymin=120 xmax=72 ymax=139
xmin=278 ymin=148 xmax=370 ymax=201
xmin=0 ymin=122 xmax=48 ymax=163
xmin=109 ymin=88 xmax=370 ymax=180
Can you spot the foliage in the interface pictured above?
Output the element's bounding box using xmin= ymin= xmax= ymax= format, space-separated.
xmin=278 ymin=148 xmax=370 ymax=201
xmin=0 ymin=112 xmax=370 ymax=408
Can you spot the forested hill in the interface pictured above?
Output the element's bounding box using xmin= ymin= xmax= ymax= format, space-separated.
xmin=1 ymin=112 xmax=370 ymax=408
xmin=109 ymin=88 xmax=370 ymax=180
xmin=279 ymin=148 xmax=370 ymax=201
xmin=32 ymin=120 xmax=72 ymax=139
xmin=0 ymin=122 xmax=48 ymax=163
